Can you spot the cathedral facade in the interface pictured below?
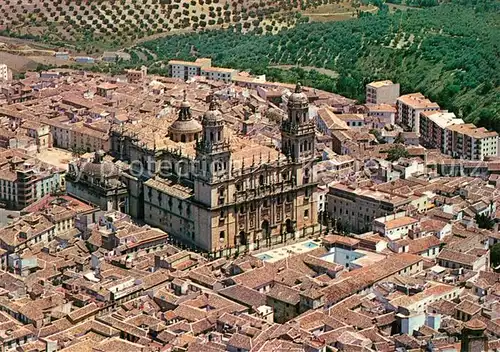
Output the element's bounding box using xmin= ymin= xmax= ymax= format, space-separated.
xmin=111 ymin=84 xmax=319 ymax=254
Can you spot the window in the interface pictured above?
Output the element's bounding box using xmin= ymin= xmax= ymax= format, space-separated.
xmin=305 ymin=188 xmax=311 ymax=198
xmin=219 ymin=231 xmax=225 ymax=241
xmin=304 ymin=209 xmax=309 ymax=219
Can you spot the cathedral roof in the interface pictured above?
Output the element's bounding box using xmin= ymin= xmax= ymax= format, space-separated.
xmin=288 ymin=82 xmax=309 ymax=107
xmin=169 ymin=95 xmax=202 ymax=135
xmin=202 ymin=101 xmax=224 ymax=124
xmin=169 ymin=119 xmax=202 ymax=134
xmin=80 ymin=160 xmax=120 ymax=177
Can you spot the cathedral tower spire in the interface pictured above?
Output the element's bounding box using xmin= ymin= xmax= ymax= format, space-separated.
xmin=195 ymin=98 xmax=231 ymax=183
xmin=281 ymin=82 xmax=315 ymax=163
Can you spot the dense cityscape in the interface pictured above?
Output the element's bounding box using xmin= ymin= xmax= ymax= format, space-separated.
xmin=0 ymin=56 xmax=497 ymax=352
xmin=1 ymin=0 xmax=500 ymax=348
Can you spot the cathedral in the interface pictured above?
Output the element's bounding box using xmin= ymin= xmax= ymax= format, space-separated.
xmin=111 ymin=83 xmax=319 ymax=254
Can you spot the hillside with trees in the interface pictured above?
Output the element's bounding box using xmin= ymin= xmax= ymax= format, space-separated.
xmin=140 ymin=1 xmax=500 ymax=132
xmin=0 ymin=0 xmax=331 ymax=52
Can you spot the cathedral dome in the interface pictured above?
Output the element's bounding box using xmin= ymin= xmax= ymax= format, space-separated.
xmin=202 ymin=101 xmax=224 ymax=124
xmin=169 ymin=118 xmax=202 ymax=135
xmin=169 ymin=95 xmax=202 ymax=142
xmin=288 ymin=82 xmax=308 ymax=107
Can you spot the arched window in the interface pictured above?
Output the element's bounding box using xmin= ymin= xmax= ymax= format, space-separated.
xmin=180 ymin=134 xmax=186 ymax=143
xmin=239 ymin=231 xmax=247 ymax=245
xmin=261 ymin=220 xmax=270 ymax=238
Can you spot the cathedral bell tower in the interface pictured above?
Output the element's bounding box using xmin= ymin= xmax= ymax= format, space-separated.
xmin=195 ymin=100 xmax=231 ymax=184
xmin=281 ymin=83 xmax=315 ymax=163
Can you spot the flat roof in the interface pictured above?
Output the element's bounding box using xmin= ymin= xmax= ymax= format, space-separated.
xmin=367 ymin=80 xmax=396 ymax=88
xmin=253 ymin=239 xmax=322 ymax=263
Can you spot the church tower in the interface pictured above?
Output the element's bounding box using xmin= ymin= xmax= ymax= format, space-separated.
xmin=281 ymin=83 xmax=315 ymax=163
xmin=193 ymin=100 xmax=233 ymax=251
xmin=195 ymin=100 xmax=231 ymax=186
xmin=280 ymin=83 xmax=318 ymax=237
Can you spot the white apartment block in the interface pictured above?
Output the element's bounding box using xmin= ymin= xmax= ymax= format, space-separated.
xmin=447 ymin=123 xmax=498 ymax=161
xmin=168 ymin=58 xmax=212 ymax=81
xmin=201 ymin=66 xmax=237 ymax=83
xmin=0 ymin=179 xmax=18 ymax=206
xmin=419 ymin=111 xmax=464 ymax=154
xmin=396 ymin=93 xmax=440 ymax=133
xmin=0 ymin=64 xmax=12 ymax=81
xmin=366 ymin=80 xmax=400 ymax=105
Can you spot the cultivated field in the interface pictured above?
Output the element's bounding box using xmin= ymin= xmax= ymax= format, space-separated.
xmin=303 ymin=2 xmax=378 ymax=22
xmin=0 ymin=0 xmax=347 ymax=53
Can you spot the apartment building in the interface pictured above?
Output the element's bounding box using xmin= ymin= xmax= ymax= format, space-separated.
xmin=366 ymin=80 xmax=400 ymax=105
xmin=419 ymin=111 xmax=464 ymax=154
xmin=327 ymin=183 xmax=412 ymax=233
xmin=0 ymin=64 xmax=12 ymax=81
xmin=447 ymin=123 xmax=498 ymax=161
xmin=201 ymin=66 xmax=237 ymax=83
xmin=373 ymin=213 xmax=419 ymax=241
xmin=366 ymin=104 xmax=396 ymax=128
xmin=126 ymin=66 xmax=148 ymax=82
xmin=0 ymin=150 xmax=64 ymax=210
xmin=396 ymin=93 xmax=440 ymax=132
xmin=168 ymin=58 xmax=212 ymax=81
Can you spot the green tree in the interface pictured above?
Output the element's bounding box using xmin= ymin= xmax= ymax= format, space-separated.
xmin=491 ymin=243 xmax=500 ymax=268
xmin=386 ymin=144 xmax=410 ymax=162
xmin=475 ymin=214 xmax=494 ymax=230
